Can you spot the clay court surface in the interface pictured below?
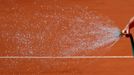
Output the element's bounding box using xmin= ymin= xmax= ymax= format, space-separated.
xmin=0 ymin=0 xmax=134 ymax=75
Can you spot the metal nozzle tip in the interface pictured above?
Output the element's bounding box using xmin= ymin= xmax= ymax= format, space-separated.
xmin=120 ymin=31 xmax=131 ymax=37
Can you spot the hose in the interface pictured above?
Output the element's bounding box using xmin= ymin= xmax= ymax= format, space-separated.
xmin=129 ymin=33 xmax=134 ymax=56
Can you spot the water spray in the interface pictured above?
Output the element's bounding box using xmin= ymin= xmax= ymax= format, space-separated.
xmin=121 ymin=17 xmax=134 ymax=56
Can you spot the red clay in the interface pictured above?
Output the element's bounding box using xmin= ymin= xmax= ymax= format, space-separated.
xmin=0 ymin=0 xmax=134 ymax=74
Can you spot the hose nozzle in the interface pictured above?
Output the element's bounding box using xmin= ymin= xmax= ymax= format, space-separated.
xmin=121 ymin=16 xmax=134 ymax=37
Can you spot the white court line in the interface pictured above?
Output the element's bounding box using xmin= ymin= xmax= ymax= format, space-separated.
xmin=0 ymin=56 xmax=133 ymax=59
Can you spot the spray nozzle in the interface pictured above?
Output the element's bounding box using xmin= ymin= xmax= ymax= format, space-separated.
xmin=121 ymin=16 xmax=134 ymax=37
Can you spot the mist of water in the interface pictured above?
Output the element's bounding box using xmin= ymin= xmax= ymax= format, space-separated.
xmin=0 ymin=5 xmax=121 ymax=56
